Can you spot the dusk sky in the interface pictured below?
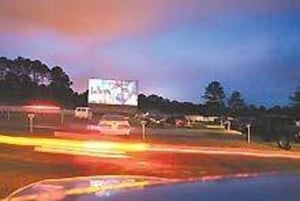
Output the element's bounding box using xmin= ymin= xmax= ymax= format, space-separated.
xmin=0 ymin=0 xmax=299 ymax=106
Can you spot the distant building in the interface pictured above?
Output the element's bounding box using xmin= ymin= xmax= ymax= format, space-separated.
xmin=185 ymin=115 xmax=219 ymax=122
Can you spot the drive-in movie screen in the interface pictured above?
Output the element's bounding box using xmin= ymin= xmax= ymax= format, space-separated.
xmin=88 ymin=79 xmax=138 ymax=106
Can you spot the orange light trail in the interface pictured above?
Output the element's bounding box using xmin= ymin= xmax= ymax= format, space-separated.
xmin=1 ymin=135 xmax=300 ymax=160
xmin=0 ymin=135 xmax=148 ymax=158
xmin=22 ymin=105 xmax=61 ymax=114
xmin=149 ymin=145 xmax=300 ymax=159
xmin=34 ymin=146 xmax=128 ymax=158
xmin=23 ymin=105 xmax=60 ymax=110
xmin=0 ymin=135 xmax=148 ymax=152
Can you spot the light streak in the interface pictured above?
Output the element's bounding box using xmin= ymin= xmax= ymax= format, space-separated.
xmin=22 ymin=105 xmax=61 ymax=113
xmin=37 ymin=145 xmax=126 ymax=154
xmin=66 ymin=180 xmax=149 ymax=195
xmin=23 ymin=105 xmax=60 ymax=110
xmin=34 ymin=146 xmax=128 ymax=158
xmin=179 ymin=172 xmax=276 ymax=183
xmin=0 ymin=135 xmax=148 ymax=152
xmin=0 ymin=135 xmax=148 ymax=158
xmin=149 ymin=146 xmax=300 ymax=159
xmin=1 ymin=134 xmax=300 ymax=160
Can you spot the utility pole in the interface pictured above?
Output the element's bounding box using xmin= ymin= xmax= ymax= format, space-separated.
xmin=60 ymin=110 xmax=64 ymax=125
xmin=246 ymin=124 xmax=251 ymax=144
xmin=141 ymin=120 xmax=147 ymax=140
xmin=28 ymin=113 xmax=35 ymax=133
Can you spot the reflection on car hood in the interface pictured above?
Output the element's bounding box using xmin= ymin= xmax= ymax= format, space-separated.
xmin=7 ymin=173 xmax=300 ymax=201
xmin=6 ymin=175 xmax=173 ymax=201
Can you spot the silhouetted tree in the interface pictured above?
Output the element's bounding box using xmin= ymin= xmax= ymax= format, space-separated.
xmin=290 ymin=87 xmax=300 ymax=118
xmin=268 ymin=105 xmax=282 ymax=115
xmin=30 ymin=60 xmax=50 ymax=84
xmin=138 ymin=94 xmax=147 ymax=111
xmin=0 ymin=56 xmax=76 ymax=107
xmin=227 ymin=91 xmax=246 ymax=116
xmin=137 ymin=94 xmax=201 ymax=114
xmin=49 ymin=66 xmax=74 ymax=106
xmin=202 ymin=81 xmax=226 ymax=115
xmin=71 ymin=90 xmax=88 ymax=107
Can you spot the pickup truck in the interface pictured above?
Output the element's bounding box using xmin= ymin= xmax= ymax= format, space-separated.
xmin=252 ymin=115 xmax=300 ymax=150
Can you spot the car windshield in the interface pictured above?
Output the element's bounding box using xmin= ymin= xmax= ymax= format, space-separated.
xmin=0 ymin=0 xmax=300 ymax=201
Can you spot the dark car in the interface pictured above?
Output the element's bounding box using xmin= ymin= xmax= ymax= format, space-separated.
xmin=252 ymin=115 xmax=300 ymax=150
xmin=166 ymin=116 xmax=186 ymax=127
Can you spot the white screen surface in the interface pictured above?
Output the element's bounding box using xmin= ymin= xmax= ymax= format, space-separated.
xmin=88 ymin=79 xmax=138 ymax=106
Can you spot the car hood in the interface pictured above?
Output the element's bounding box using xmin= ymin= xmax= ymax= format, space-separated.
xmin=6 ymin=175 xmax=173 ymax=201
xmin=6 ymin=173 xmax=300 ymax=201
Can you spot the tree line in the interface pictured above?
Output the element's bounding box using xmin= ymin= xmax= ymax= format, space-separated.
xmin=0 ymin=56 xmax=87 ymax=108
xmin=140 ymin=82 xmax=299 ymax=118
xmin=204 ymin=81 xmax=299 ymax=118
xmin=0 ymin=56 xmax=299 ymax=118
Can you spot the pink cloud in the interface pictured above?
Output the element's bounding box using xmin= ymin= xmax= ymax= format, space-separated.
xmin=1 ymin=0 xmax=298 ymax=38
xmin=0 ymin=0 xmax=185 ymax=37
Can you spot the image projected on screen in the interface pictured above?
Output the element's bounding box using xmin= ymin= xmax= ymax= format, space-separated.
xmin=88 ymin=79 xmax=138 ymax=106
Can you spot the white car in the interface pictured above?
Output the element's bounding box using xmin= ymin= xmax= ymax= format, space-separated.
xmin=88 ymin=114 xmax=130 ymax=136
xmin=74 ymin=107 xmax=92 ymax=119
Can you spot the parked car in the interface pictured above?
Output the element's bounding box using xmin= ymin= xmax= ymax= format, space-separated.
xmin=94 ymin=114 xmax=131 ymax=136
xmin=252 ymin=115 xmax=300 ymax=150
xmin=74 ymin=107 xmax=92 ymax=120
xmin=166 ymin=116 xmax=186 ymax=127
